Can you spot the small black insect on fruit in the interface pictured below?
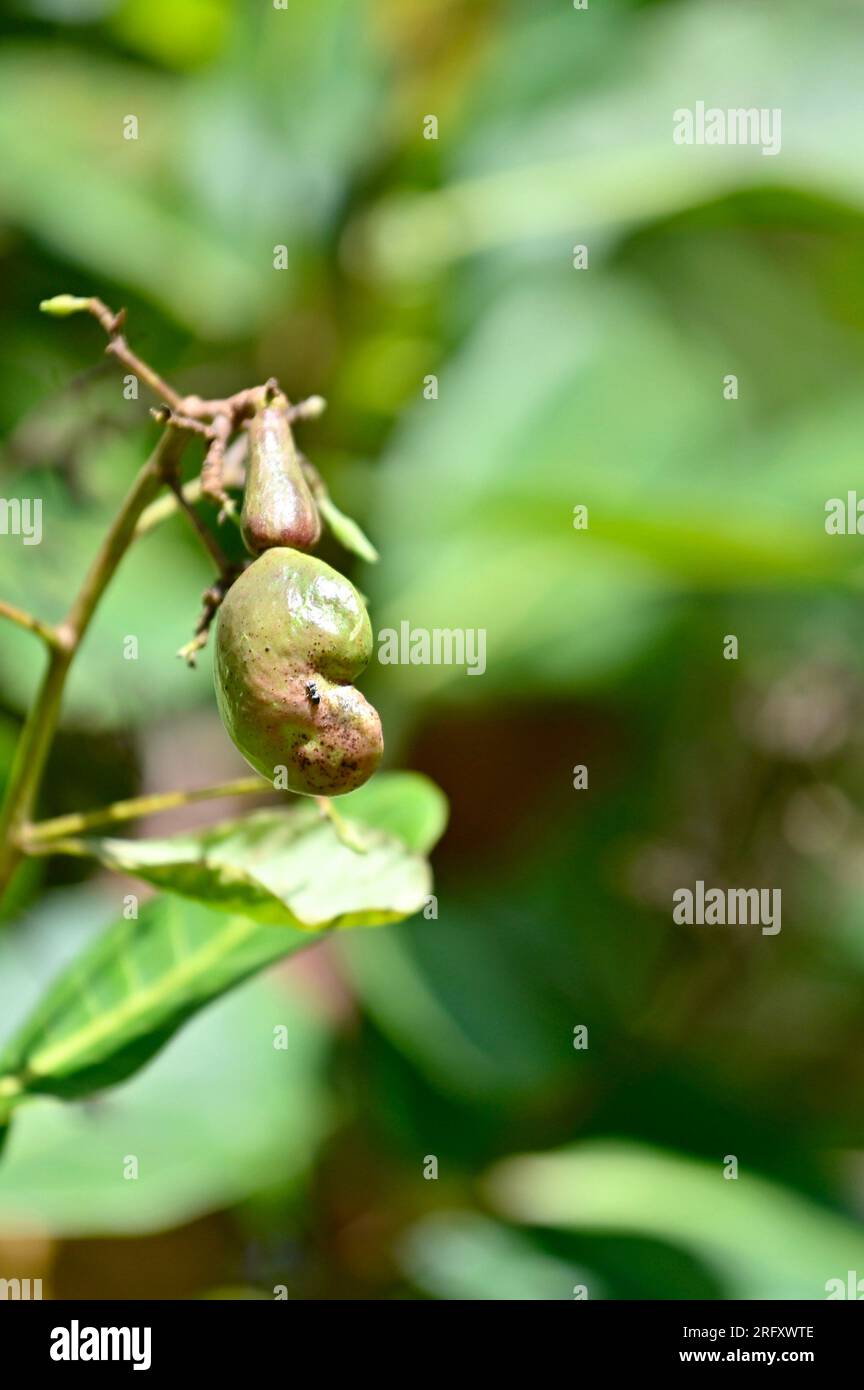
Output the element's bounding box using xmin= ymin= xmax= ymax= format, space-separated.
xmin=306 ymin=679 xmax=321 ymax=707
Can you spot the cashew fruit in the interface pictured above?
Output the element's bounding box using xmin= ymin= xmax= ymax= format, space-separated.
xmin=240 ymin=392 xmax=321 ymax=554
xmin=214 ymin=547 xmax=383 ymax=796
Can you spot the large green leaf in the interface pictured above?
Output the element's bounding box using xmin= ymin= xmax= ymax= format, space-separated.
xmin=487 ymin=1141 xmax=864 ymax=1300
xmin=0 ymin=774 xmax=446 ymax=1118
xmin=364 ymin=273 xmax=864 ymax=708
xmin=337 ymin=770 xmax=448 ymax=854
xmin=358 ymin=1 xmax=864 ymax=281
xmin=0 ymin=895 xmax=319 ymax=1113
xmin=41 ymin=772 xmax=445 ymax=928
xmin=0 ymin=887 xmax=330 ymax=1234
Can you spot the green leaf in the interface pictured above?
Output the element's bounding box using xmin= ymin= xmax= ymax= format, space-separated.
xmin=0 ymin=886 xmax=331 ymax=1233
xmin=0 ymin=895 xmax=322 ymax=1113
xmin=41 ymin=772 xmax=444 ymax=928
xmin=399 ymin=1212 xmax=591 ymax=1301
xmin=317 ymin=492 xmax=379 ymax=564
xmin=337 ymin=771 xmax=448 ymax=854
xmin=487 ymin=1141 xmax=864 ymax=1300
xmin=0 ymin=774 xmax=445 ymax=1121
xmin=359 ymin=3 xmax=864 ymax=281
xmin=340 ymin=896 xmax=570 ymax=1101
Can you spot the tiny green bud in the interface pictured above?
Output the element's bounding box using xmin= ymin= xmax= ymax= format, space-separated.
xmin=296 ymin=394 xmax=326 ymax=420
xmin=39 ymin=295 xmax=93 ymax=317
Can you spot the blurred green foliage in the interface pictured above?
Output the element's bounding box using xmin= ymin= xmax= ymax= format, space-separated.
xmin=1 ymin=0 xmax=864 ymax=1299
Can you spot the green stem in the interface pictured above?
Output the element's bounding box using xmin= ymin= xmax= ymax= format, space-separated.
xmin=136 ymin=477 xmax=203 ymax=537
xmin=64 ymin=428 xmax=188 ymax=641
xmin=22 ymin=776 xmax=272 ymax=847
xmin=0 ymin=427 xmax=189 ymax=898
xmin=0 ymin=600 xmax=62 ymax=650
xmin=135 ymin=431 xmax=248 ymax=540
xmin=315 ymin=796 xmax=370 ymax=853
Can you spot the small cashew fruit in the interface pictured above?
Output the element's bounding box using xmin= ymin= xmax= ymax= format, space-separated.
xmin=240 ymin=392 xmax=322 ymax=554
xmin=214 ymin=547 xmax=383 ymax=796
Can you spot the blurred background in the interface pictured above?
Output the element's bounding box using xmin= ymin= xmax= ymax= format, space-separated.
xmin=2 ymin=0 xmax=864 ymax=1299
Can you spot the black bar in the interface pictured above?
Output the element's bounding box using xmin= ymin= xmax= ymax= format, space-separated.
xmin=0 ymin=1298 xmax=860 ymax=1374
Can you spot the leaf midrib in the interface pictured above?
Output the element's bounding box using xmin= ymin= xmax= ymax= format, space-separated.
xmin=6 ymin=915 xmax=269 ymax=1088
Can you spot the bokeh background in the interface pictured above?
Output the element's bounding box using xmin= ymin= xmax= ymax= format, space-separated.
xmin=2 ymin=0 xmax=864 ymax=1299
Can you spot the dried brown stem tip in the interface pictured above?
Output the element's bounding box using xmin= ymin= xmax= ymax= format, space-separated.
xmin=178 ymin=573 xmax=239 ymax=668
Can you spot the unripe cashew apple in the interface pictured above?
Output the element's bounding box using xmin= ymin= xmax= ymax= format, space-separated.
xmin=214 ymin=547 xmax=383 ymax=796
xmin=240 ymin=392 xmax=322 ymax=554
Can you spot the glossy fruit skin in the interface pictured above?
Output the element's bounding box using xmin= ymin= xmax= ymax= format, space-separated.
xmin=214 ymin=547 xmax=383 ymax=796
xmin=240 ymin=394 xmax=322 ymax=554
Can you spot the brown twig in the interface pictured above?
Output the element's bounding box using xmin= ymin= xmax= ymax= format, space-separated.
xmin=165 ymin=472 xmax=234 ymax=574
xmin=86 ymin=299 xmax=186 ymax=412
xmin=40 ymin=294 xmax=269 ymax=426
xmin=199 ymin=410 xmax=235 ymax=516
xmin=177 ymin=572 xmax=240 ymax=667
xmin=150 ymin=405 xmax=211 ymax=439
xmin=134 ymin=433 xmax=250 ymax=539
